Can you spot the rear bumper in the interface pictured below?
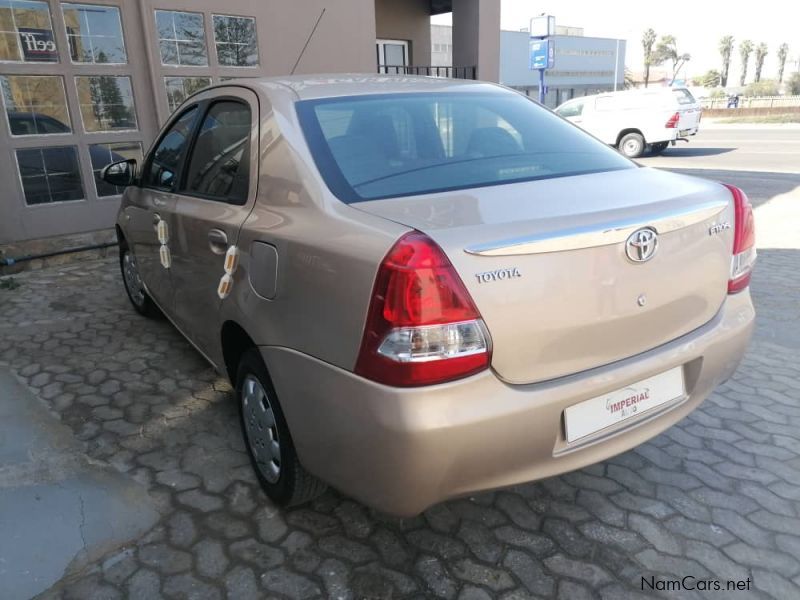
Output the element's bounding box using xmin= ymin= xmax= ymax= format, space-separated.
xmin=262 ymin=291 xmax=754 ymax=516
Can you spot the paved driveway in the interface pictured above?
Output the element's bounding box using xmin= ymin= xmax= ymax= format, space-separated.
xmin=1 ymin=166 xmax=799 ymax=599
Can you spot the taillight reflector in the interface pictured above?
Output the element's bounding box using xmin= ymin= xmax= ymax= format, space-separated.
xmin=723 ymin=184 xmax=756 ymax=294
xmin=665 ymin=112 xmax=680 ymax=128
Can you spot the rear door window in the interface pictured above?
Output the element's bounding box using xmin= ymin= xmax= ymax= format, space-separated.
xmin=181 ymin=100 xmax=251 ymax=204
xmin=297 ymin=91 xmax=633 ymax=203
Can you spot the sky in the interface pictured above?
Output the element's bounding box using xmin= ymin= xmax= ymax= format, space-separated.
xmin=432 ymin=0 xmax=800 ymax=83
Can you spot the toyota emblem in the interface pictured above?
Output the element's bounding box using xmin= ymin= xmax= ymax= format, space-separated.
xmin=625 ymin=228 xmax=658 ymax=262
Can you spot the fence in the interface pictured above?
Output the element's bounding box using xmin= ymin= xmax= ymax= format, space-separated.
xmin=377 ymin=65 xmax=477 ymax=80
xmin=701 ymin=95 xmax=800 ymax=109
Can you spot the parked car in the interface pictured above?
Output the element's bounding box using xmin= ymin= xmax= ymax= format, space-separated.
xmin=108 ymin=76 xmax=754 ymax=516
xmin=554 ymin=87 xmax=703 ymax=158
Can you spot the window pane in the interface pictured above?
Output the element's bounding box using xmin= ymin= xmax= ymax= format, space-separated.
xmin=0 ymin=0 xmax=58 ymax=62
xmin=297 ymin=92 xmax=634 ymax=203
xmin=62 ymin=3 xmax=125 ymax=63
xmin=75 ymin=75 xmax=137 ymax=132
xmin=16 ymin=146 xmax=84 ymax=205
xmin=89 ymin=141 xmax=142 ymax=196
xmin=213 ymin=15 xmax=257 ymax=66
xmin=183 ymin=101 xmax=249 ymax=203
xmin=144 ymin=106 xmax=197 ymax=189
xmin=164 ymin=76 xmax=210 ymax=113
xmin=1 ymin=75 xmax=71 ymax=135
xmin=155 ymin=10 xmax=207 ymax=66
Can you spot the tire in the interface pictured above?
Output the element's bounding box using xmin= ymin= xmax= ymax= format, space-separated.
xmin=650 ymin=141 xmax=669 ymax=155
xmin=119 ymin=246 xmax=161 ymax=318
xmin=618 ymin=132 xmax=646 ymax=158
xmin=236 ymin=348 xmax=327 ymax=507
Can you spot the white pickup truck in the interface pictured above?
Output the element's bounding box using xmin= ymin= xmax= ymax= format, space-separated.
xmin=554 ymin=87 xmax=702 ymax=158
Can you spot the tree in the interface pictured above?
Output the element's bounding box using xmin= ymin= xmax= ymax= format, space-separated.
xmin=718 ymin=36 xmax=734 ymax=87
xmin=788 ymin=72 xmax=800 ymax=95
xmin=754 ymin=43 xmax=768 ymax=82
xmin=641 ymin=28 xmax=657 ymax=88
xmin=697 ymin=69 xmax=721 ymax=88
xmin=739 ymin=40 xmax=753 ymax=85
xmin=653 ymin=35 xmax=691 ymax=85
xmin=744 ymin=79 xmax=779 ymax=97
xmin=777 ymin=43 xmax=789 ymax=82
xmin=624 ymin=67 xmax=635 ymax=89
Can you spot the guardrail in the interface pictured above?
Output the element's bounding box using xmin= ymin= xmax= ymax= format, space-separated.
xmin=377 ymin=65 xmax=477 ymax=80
xmin=701 ymin=95 xmax=800 ymax=109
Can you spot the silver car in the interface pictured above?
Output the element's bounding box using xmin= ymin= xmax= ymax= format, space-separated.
xmin=105 ymin=75 xmax=756 ymax=516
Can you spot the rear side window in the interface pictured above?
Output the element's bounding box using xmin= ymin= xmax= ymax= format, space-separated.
xmin=673 ymin=89 xmax=697 ymax=105
xmin=182 ymin=100 xmax=250 ymax=204
xmin=143 ymin=106 xmax=198 ymax=190
xmin=297 ymin=91 xmax=633 ymax=203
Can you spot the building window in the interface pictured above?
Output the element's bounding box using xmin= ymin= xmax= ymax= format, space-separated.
xmin=212 ymin=14 xmax=257 ymax=67
xmin=0 ymin=0 xmax=58 ymax=63
xmin=164 ymin=76 xmax=210 ymax=113
xmin=89 ymin=141 xmax=142 ymax=196
xmin=15 ymin=146 xmax=84 ymax=204
xmin=1 ymin=75 xmax=71 ymax=135
xmin=61 ymin=3 xmax=125 ymax=64
xmin=75 ymin=75 xmax=137 ymax=132
xmin=155 ymin=10 xmax=206 ymax=66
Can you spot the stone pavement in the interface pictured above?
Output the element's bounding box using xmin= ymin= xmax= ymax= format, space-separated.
xmin=1 ymin=180 xmax=799 ymax=599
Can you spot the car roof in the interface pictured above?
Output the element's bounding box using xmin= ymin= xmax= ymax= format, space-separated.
xmin=213 ymin=73 xmax=501 ymax=101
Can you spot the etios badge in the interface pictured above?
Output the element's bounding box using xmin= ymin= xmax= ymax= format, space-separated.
xmin=625 ymin=228 xmax=658 ymax=263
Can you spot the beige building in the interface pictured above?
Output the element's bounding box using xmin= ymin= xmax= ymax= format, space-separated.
xmin=0 ymin=0 xmax=499 ymax=254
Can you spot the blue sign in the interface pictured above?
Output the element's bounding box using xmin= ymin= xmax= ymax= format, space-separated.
xmin=529 ymin=38 xmax=555 ymax=70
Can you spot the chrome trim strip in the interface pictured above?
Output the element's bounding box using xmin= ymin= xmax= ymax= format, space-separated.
xmin=464 ymin=200 xmax=728 ymax=256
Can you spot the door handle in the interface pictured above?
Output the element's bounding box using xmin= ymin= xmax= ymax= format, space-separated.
xmin=208 ymin=228 xmax=228 ymax=254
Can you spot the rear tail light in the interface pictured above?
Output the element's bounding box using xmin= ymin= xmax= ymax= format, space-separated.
xmin=665 ymin=112 xmax=680 ymax=128
xmin=723 ymin=184 xmax=756 ymax=294
xmin=355 ymin=231 xmax=491 ymax=387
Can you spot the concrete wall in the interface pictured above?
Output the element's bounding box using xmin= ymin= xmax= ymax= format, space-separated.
xmin=704 ymin=106 xmax=800 ymax=117
xmin=374 ymin=0 xmax=431 ymax=66
xmin=452 ymin=0 xmax=499 ymax=82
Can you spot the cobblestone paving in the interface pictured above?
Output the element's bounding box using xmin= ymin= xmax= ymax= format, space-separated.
xmin=2 ymin=218 xmax=799 ymax=599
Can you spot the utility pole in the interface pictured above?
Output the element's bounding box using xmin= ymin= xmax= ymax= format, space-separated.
xmin=529 ymin=15 xmax=555 ymax=105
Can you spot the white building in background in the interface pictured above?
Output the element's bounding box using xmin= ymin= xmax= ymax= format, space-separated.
xmin=430 ymin=24 xmax=626 ymax=108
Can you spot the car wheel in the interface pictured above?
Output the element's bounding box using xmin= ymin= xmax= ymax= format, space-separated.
xmin=236 ymin=348 xmax=327 ymax=507
xmin=619 ymin=133 xmax=645 ymax=158
xmin=120 ymin=247 xmax=160 ymax=318
xmin=651 ymin=141 xmax=669 ymax=155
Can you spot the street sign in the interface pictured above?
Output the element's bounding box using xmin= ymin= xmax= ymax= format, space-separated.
xmin=529 ymin=39 xmax=554 ymax=70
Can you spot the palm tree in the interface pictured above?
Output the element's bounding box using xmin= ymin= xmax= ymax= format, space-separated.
xmin=654 ymin=35 xmax=691 ymax=85
xmin=719 ymin=36 xmax=734 ymax=87
xmin=642 ymin=28 xmax=657 ymax=88
xmin=754 ymin=43 xmax=768 ymax=82
xmin=739 ymin=40 xmax=753 ymax=85
xmin=777 ymin=43 xmax=789 ymax=82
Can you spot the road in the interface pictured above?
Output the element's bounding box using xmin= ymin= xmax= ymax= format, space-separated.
xmin=1 ymin=125 xmax=799 ymax=600
xmin=638 ymin=125 xmax=800 ymax=174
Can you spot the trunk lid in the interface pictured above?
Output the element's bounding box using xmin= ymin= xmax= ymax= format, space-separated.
xmin=353 ymin=167 xmax=734 ymax=384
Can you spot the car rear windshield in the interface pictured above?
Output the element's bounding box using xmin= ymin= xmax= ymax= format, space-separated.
xmin=296 ymin=91 xmax=634 ymax=203
xmin=673 ymin=89 xmax=697 ymax=105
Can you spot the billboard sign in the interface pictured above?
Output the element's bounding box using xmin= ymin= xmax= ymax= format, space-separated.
xmin=530 ymin=15 xmax=555 ymax=38
xmin=530 ymin=38 xmax=555 ymax=70
xmin=18 ymin=28 xmax=58 ymax=62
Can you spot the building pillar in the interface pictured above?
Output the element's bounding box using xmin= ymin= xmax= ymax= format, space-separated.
xmin=451 ymin=0 xmax=500 ymax=81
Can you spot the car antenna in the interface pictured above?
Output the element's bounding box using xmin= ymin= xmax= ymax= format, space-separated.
xmin=290 ymin=8 xmax=326 ymax=75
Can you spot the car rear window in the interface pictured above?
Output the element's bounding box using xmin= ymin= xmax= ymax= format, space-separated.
xmin=673 ymin=89 xmax=697 ymax=105
xmin=296 ymin=91 xmax=634 ymax=203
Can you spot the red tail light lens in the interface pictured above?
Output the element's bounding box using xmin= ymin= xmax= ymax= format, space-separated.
xmin=355 ymin=231 xmax=491 ymax=387
xmin=723 ymin=184 xmax=756 ymax=294
xmin=665 ymin=112 xmax=680 ymax=128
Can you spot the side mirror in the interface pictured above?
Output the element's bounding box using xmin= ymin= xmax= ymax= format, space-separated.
xmin=101 ymin=159 xmax=137 ymax=187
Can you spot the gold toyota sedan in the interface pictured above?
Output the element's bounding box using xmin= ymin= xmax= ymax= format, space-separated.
xmin=106 ymin=75 xmax=756 ymax=516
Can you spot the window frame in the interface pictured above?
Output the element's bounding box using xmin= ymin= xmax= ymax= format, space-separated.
xmin=211 ymin=13 xmax=259 ymax=68
xmin=177 ymin=97 xmax=252 ymax=206
xmin=1 ymin=73 xmax=73 ymax=137
xmin=163 ymin=75 xmax=211 ymax=113
xmin=74 ymin=74 xmax=138 ymax=133
xmin=14 ymin=144 xmax=85 ymax=206
xmin=154 ymin=9 xmax=208 ymax=67
xmin=0 ymin=0 xmax=60 ymax=64
xmin=59 ymin=2 xmax=127 ymax=65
